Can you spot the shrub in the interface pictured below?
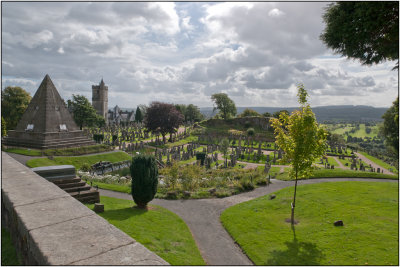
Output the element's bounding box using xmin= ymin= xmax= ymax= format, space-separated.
xmin=80 ymin=163 xmax=91 ymax=172
xmin=130 ymin=154 xmax=158 ymax=209
xmin=196 ymin=152 xmax=206 ymax=166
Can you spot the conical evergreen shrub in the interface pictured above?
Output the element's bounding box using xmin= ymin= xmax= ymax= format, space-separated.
xmin=130 ymin=154 xmax=158 ymax=209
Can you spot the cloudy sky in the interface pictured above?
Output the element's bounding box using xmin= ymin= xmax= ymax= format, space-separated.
xmin=2 ymin=2 xmax=398 ymax=109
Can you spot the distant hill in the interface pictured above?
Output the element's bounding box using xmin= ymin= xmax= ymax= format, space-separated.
xmin=200 ymin=105 xmax=388 ymax=122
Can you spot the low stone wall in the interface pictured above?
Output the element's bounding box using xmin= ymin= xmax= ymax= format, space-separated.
xmin=1 ymin=152 xmax=168 ymax=265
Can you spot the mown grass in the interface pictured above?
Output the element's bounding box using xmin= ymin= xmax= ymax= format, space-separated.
xmin=2 ymin=227 xmax=21 ymax=265
xmin=86 ymin=181 xmax=131 ymax=194
xmin=221 ymin=181 xmax=398 ymax=265
xmin=86 ymin=196 xmax=205 ymax=265
xmin=359 ymin=151 xmax=398 ymax=174
xmin=26 ymin=152 xmax=131 ymax=170
xmin=4 ymin=147 xmax=42 ymax=156
xmin=4 ymin=144 xmax=112 ymax=157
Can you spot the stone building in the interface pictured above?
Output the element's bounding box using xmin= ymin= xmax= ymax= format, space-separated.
xmin=92 ymin=79 xmax=108 ymax=123
xmin=3 ymin=75 xmax=95 ymax=149
xmin=108 ymin=105 xmax=135 ymax=125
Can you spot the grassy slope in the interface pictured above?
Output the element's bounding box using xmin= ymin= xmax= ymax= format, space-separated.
xmin=26 ymin=152 xmax=131 ymax=169
xmin=4 ymin=148 xmax=42 ymax=156
xmin=87 ymin=196 xmax=204 ymax=265
xmin=1 ymin=228 xmax=21 ymax=265
xmin=359 ymin=151 xmax=398 ymax=174
xmin=221 ymin=182 xmax=398 ymax=265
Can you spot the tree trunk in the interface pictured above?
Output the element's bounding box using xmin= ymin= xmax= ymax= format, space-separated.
xmin=291 ymin=169 xmax=298 ymax=225
xmin=162 ymin=134 xmax=166 ymax=144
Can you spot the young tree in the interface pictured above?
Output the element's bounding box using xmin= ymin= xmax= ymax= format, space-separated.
xmin=67 ymin=94 xmax=105 ymax=129
xmin=211 ymin=93 xmax=237 ymax=120
xmin=239 ymin=108 xmax=261 ymax=117
xmin=135 ymin=106 xmax=143 ymax=123
xmin=271 ymin=84 xmax=327 ymax=225
xmin=381 ymin=97 xmax=399 ymax=155
xmin=144 ymin=102 xmax=184 ymax=143
xmin=1 ymin=86 xmax=32 ymax=130
xmin=321 ymin=2 xmax=399 ymax=69
xmin=130 ymin=154 xmax=158 ymax=209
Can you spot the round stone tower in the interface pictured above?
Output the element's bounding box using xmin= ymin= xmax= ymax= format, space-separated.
xmin=92 ymin=79 xmax=108 ymax=123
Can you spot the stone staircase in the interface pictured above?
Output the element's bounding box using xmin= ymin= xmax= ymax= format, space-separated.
xmin=52 ymin=178 xmax=100 ymax=204
xmin=31 ymin=165 xmax=100 ymax=204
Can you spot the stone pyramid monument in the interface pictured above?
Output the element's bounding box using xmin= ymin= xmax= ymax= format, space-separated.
xmin=3 ymin=75 xmax=95 ymax=149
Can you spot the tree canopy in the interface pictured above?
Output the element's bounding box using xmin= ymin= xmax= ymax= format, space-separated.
xmin=144 ymin=101 xmax=184 ymax=143
xmin=320 ymin=2 xmax=399 ymax=68
xmin=381 ymin=97 xmax=399 ymax=155
xmin=239 ymin=108 xmax=260 ymax=117
xmin=67 ymin=94 xmax=105 ymax=130
xmin=1 ymin=86 xmax=31 ymax=130
xmin=135 ymin=106 xmax=143 ymax=123
xmin=175 ymin=103 xmax=204 ymax=123
xmin=211 ymin=93 xmax=237 ymax=120
xmin=271 ymin=84 xmax=327 ymax=225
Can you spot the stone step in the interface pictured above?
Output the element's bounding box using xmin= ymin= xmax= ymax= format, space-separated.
xmin=52 ymin=178 xmax=82 ymax=185
xmin=58 ymin=181 xmax=86 ymax=189
xmin=72 ymin=190 xmax=100 ymax=203
xmin=64 ymin=185 xmax=91 ymax=193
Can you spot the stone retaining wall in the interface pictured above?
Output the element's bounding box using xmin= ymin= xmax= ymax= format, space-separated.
xmin=1 ymin=152 xmax=168 ymax=265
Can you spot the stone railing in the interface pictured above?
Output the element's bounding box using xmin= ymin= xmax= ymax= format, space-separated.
xmin=1 ymin=152 xmax=168 ymax=265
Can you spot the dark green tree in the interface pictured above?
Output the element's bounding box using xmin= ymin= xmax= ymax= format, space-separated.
xmin=1 ymin=116 xmax=7 ymax=137
xmin=262 ymin=112 xmax=272 ymax=118
xmin=135 ymin=106 xmax=143 ymax=123
xmin=211 ymin=93 xmax=237 ymax=120
xmin=381 ymin=97 xmax=399 ymax=155
xmin=239 ymin=108 xmax=261 ymax=117
xmin=67 ymin=94 xmax=105 ymax=130
xmin=320 ymin=2 xmax=399 ymax=69
xmin=185 ymin=104 xmax=204 ymax=122
xmin=130 ymin=154 xmax=158 ymax=209
xmin=1 ymin=86 xmax=31 ymax=130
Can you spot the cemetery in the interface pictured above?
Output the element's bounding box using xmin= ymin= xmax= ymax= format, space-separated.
xmin=1 ymin=2 xmax=398 ymax=264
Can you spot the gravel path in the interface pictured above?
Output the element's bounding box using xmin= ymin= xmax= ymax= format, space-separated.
xmin=98 ymin=177 xmax=397 ymax=265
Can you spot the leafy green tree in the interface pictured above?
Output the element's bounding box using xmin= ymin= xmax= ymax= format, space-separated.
xmin=185 ymin=104 xmax=204 ymax=122
xmin=211 ymin=93 xmax=237 ymax=120
xmin=135 ymin=106 xmax=143 ymax=123
xmin=273 ymin=110 xmax=289 ymax=119
xmin=1 ymin=86 xmax=31 ymax=130
xmin=220 ymin=138 xmax=230 ymax=168
xmin=130 ymin=154 xmax=158 ymax=209
xmin=320 ymin=2 xmax=399 ymax=69
xmin=67 ymin=94 xmax=105 ymax=130
xmin=1 ymin=116 xmax=7 ymax=137
xmin=381 ymin=97 xmax=399 ymax=155
xmin=262 ymin=112 xmax=272 ymax=118
xmin=271 ymin=84 xmax=327 ymax=225
xmin=239 ymin=108 xmax=260 ymax=117
xmin=247 ymin=127 xmax=255 ymax=147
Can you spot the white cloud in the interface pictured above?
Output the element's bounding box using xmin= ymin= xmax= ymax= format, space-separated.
xmin=268 ymin=8 xmax=285 ymax=17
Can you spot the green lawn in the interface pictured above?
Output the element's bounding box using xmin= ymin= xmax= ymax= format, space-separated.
xmin=2 ymin=228 xmax=21 ymax=265
xmin=87 ymin=181 xmax=131 ymax=194
xmin=86 ymin=196 xmax=205 ymax=265
xmin=4 ymin=148 xmax=42 ymax=156
xmin=221 ymin=182 xmax=398 ymax=265
xmin=26 ymin=152 xmax=131 ymax=170
xmin=359 ymin=151 xmax=398 ymax=174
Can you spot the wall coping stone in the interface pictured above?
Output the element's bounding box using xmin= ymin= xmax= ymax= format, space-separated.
xmin=1 ymin=152 xmax=168 ymax=265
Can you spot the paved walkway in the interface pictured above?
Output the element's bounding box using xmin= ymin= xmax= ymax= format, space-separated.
xmin=355 ymin=152 xmax=395 ymax=175
xmin=98 ymin=177 xmax=397 ymax=265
